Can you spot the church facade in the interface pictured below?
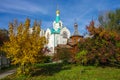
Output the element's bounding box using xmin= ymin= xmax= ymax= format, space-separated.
xmin=45 ymin=9 xmax=71 ymax=54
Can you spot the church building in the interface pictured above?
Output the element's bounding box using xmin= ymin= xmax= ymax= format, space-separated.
xmin=45 ymin=9 xmax=71 ymax=54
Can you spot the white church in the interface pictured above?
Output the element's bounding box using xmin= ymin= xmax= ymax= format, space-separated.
xmin=30 ymin=9 xmax=71 ymax=54
xmin=45 ymin=9 xmax=71 ymax=54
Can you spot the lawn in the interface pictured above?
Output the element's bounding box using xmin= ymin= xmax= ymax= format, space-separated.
xmin=1 ymin=63 xmax=120 ymax=80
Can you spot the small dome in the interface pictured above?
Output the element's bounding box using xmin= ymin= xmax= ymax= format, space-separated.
xmin=74 ymin=23 xmax=78 ymax=26
xmin=56 ymin=10 xmax=60 ymax=14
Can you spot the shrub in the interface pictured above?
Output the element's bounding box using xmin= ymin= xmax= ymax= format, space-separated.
xmin=75 ymin=50 xmax=88 ymax=65
xmin=40 ymin=56 xmax=52 ymax=63
xmin=77 ymin=21 xmax=120 ymax=66
xmin=53 ymin=48 xmax=71 ymax=63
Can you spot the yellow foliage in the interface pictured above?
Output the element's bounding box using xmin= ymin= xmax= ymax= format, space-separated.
xmin=2 ymin=18 xmax=47 ymax=75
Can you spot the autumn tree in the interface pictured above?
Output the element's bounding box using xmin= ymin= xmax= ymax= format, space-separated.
xmin=77 ymin=21 xmax=120 ymax=66
xmin=2 ymin=18 xmax=47 ymax=75
xmin=98 ymin=9 xmax=120 ymax=33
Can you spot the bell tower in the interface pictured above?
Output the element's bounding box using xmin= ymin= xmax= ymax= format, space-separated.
xmin=73 ymin=22 xmax=80 ymax=36
xmin=53 ymin=8 xmax=63 ymax=30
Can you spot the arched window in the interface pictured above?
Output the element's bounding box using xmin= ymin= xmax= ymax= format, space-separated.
xmin=63 ymin=31 xmax=68 ymax=38
xmin=59 ymin=23 xmax=61 ymax=27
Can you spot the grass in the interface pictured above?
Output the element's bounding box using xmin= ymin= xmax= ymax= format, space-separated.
xmin=1 ymin=63 xmax=120 ymax=80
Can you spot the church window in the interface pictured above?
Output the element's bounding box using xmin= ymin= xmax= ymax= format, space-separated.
xmin=59 ymin=23 xmax=61 ymax=27
xmin=63 ymin=31 xmax=68 ymax=38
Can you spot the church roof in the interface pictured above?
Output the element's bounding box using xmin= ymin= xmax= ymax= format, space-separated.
xmin=51 ymin=28 xmax=61 ymax=34
xmin=73 ymin=31 xmax=80 ymax=36
xmin=73 ymin=23 xmax=80 ymax=36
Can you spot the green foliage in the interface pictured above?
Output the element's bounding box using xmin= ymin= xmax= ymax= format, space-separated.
xmin=1 ymin=64 xmax=120 ymax=80
xmin=77 ymin=21 xmax=120 ymax=66
xmin=98 ymin=9 xmax=120 ymax=33
xmin=2 ymin=18 xmax=47 ymax=75
xmin=116 ymin=42 xmax=120 ymax=48
xmin=53 ymin=48 xmax=71 ymax=63
xmin=75 ymin=50 xmax=88 ymax=65
xmin=39 ymin=56 xmax=52 ymax=63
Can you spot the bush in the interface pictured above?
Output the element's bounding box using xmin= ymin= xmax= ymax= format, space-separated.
xmin=53 ymin=48 xmax=71 ymax=63
xmin=77 ymin=21 xmax=120 ymax=66
xmin=75 ymin=50 xmax=88 ymax=65
xmin=40 ymin=56 xmax=52 ymax=63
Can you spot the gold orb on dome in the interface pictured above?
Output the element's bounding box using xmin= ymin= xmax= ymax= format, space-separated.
xmin=56 ymin=10 xmax=60 ymax=14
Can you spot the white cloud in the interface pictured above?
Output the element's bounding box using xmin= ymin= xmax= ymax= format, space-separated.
xmin=0 ymin=0 xmax=47 ymax=15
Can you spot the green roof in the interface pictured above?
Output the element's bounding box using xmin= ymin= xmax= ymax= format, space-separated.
xmin=51 ymin=28 xmax=61 ymax=34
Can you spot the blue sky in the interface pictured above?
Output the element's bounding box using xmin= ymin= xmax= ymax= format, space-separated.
xmin=0 ymin=0 xmax=120 ymax=35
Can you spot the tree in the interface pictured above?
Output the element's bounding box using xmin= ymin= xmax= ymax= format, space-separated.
xmin=77 ymin=20 xmax=120 ymax=66
xmin=0 ymin=29 xmax=9 ymax=46
xmin=2 ymin=18 xmax=47 ymax=75
xmin=0 ymin=29 xmax=9 ymax=57
xmin=98 ymin=9 xmax=120 ymax=33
